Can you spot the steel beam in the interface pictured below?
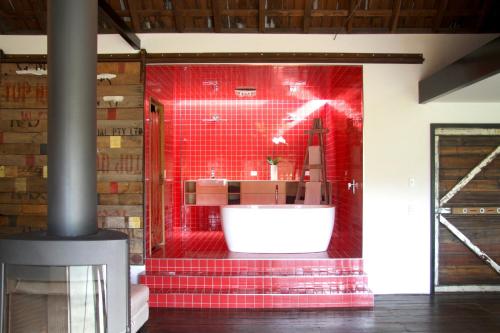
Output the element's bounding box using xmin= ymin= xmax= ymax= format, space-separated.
xmin=98 ymin=0 xmax=141 ymax=50
xmin=419 ymin=37 xmax=500 ymax=103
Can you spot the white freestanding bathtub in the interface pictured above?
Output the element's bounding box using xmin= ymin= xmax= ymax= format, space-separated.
xmin=221 ymin=205 xmax=335 ymax=253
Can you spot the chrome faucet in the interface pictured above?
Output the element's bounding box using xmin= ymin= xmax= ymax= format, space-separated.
xmin=210 ymin=168 xmax=215 ymax=179
xmin=275 ymin=184 xmax=279 ymax=204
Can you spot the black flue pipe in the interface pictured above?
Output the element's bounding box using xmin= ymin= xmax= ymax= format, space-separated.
xmin=47 ymin=0 xmax=98 ymax=237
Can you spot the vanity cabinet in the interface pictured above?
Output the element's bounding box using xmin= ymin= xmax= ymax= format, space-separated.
xmin=240 ymin=181 xmax=286 ymax=204
xmin=184 ymin=180 xmax=228 ymax=205
xmin=183 ymin=180 xmax=302 ymax=206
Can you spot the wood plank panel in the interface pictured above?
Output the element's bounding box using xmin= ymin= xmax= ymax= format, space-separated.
xmin=0 ymin=192 xmax=47 ymax=204
xmin=98 ymin=193 xmax=143 ymax=205
xmin=440 ymin=168 xmax=500 ymax=180
xmin=0 ymin=60 xmax=145 ymax=264
xmin=97 ymin=181 xmax=143 ymax=193
xmin=0 ymin=154 xmax=46 ymax=166
xmin=1 ymin=62 xmax=141 ymax=84
xmin=1 ymin=88 xmax=144 ymax=108
xmin=0 ymin=143 xmax=41 ymax=154
xmin=0 ymin=108 xmax=143 ymax=120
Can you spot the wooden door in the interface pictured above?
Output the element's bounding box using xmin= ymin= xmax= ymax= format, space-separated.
xmin=149 ymin=99 xmax=165 ymax=253
xmin=433 ymin=126 xmax=500 ymax=291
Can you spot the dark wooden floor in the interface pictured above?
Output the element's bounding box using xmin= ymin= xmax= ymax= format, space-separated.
xmin=142 ymin=293 xmax=500 ymax=333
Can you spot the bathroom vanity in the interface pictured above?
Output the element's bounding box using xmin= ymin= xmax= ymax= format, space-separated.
xmin=184 ymin=180 xmax=302 ymax=205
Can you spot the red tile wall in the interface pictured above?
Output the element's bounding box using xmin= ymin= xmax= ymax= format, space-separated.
xmin=145 ymin=65 xmax=363 ymax=257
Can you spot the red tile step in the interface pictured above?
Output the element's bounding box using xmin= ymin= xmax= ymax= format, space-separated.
xmin=140 ymin=272 xmax=368 ymax=291
xmin=140 ymin=258 xmax=374 ymax=309
xmin=148 ymin=289 xmax=374 ymax=309
xmin=144 ymin=258 xmax=365 ymax=275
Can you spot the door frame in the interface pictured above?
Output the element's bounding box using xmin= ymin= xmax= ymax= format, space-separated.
xmin=149 ymin=98 xmax=165 ymax=253
xmin=430 ymin=123 xmax=500 ymax=293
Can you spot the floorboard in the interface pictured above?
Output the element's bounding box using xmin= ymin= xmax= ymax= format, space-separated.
xmin=141 ymin=293 xmax=500 ymax=333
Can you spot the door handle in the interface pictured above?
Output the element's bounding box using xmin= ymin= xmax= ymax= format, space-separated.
xmin=347 ymin=179 xmax=358 ymax=194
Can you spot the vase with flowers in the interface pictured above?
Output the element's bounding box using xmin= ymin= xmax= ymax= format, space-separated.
xmin=266 ymin=156 xmax=279 ymax=180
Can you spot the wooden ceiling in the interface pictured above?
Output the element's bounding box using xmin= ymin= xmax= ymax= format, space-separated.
xmin=1 ymin=0 xmax=499 ymax=35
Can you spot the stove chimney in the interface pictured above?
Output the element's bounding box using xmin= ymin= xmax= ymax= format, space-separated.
xmin=47 ymin=0 xmax=98 ymax=237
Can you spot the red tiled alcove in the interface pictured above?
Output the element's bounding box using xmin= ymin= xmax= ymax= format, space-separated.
xmin=145 ymin=65 xmax=363 ymax=259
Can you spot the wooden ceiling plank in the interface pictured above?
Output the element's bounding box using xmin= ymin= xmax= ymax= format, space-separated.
xmin=211 ymin=0 xmax=223 ymax=32
xmin=126 ymin=0 xmax=142 ymax=32
xmin=266 ymin=9 xmax=304 ymax=16
xmin=222 ymin=9 xmax=258 ymax=16
xmin=182 ymin=9 xmax=212 ymax=16
xmin=476 ymin=0 xmax=492 ymax=32
xmin=401 ymin=9 xmax=436 ymax=17
xmin=432 ymin=0 xmax=448 ymax=33
xmin=354 ymin=9 xmax=392 ymax=17
xmin=259 ymin=0 xmax=266 ymax=32
xmin=27 ymin=0 xmax=45 ymax=32
xmin=390 ymin=0 xmax=402 ymax=32
xmin=304 ymin=0 xmax=313 ymax=33
xmin=311 ymin=9 xmax=349 ymax=17
xmin=346 ymin=0 xmax=357 ymax=33
xmin=98 ymin=0 xmax=141 ymax=49
xmin=172 ymin=0 xmax=185 ymax=32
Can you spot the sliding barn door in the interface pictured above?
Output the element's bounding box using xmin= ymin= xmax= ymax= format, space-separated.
xmin=433 ymin=126 xmax=500 ymax=291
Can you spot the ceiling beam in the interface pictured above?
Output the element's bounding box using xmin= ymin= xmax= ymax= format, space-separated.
xmin=126 ymin=0 xmax=142 ymax=32
xmin=476 ymin=0 xmax=492 ymax=32
xmin=172 ymin=0 xmax=185 ymax=32
xmin=29 ymin=0 xmax=46 ymax=33
xmin=258 ymin=0 xmax=266 ymax=33
xmin=303 ymin=0 xmax=312 ymax=33
xmin=346 ymin=0 xmax=356 ymax=33
xmin=419 ymin=37 xmax=500 ymax=103
xmin=390 ymin=0 xmax=401 ymax=32
xmin=145 ymin=52 xmax=424 ymax=64
xmin=0 ymin=51 xmax=424 ymax=64
xmin=432 ymin=0 xmax=448 ymax=33
xmin=211 ymin=0 xmax=223 ymax=33
xmin=98 ymin=0 xmax=140 ymax=50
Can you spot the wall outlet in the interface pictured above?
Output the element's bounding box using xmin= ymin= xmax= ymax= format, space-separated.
xmin=408 ymin=203 xmax=415 ymax=216
xmin=250 ymin=171 xmax=258 ymax=176
xmin=408 ymin=177 xmax=415 ymax=187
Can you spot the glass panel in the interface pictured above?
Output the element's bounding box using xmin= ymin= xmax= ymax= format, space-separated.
xmin=3 ymin=264 xmax=107 ymax=333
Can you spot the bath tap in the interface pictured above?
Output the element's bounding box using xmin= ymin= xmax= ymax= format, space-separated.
xmin=275 ymin=184 xmax=279 ymax=204
xmin=210 ymin=168 xmax=215 ymax=179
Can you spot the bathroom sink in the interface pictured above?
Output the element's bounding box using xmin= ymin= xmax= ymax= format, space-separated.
xmin=197 ymin=179 xmax=227 ymax=186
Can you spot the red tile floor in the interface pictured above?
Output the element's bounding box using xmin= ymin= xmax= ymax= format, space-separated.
xmin=140 ymin=230 xmax=373 ymax=309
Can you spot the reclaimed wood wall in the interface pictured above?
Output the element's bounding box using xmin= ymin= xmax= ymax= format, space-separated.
xmin=0 ymin=61 xmax=145 ymax=264
xmin=438 ymin=134 xmax=500 ymax=285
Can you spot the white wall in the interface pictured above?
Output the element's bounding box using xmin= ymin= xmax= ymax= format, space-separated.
xmin=2 ymin=33 xmax=499 ymax=293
